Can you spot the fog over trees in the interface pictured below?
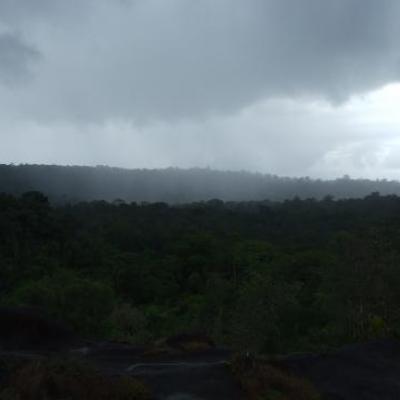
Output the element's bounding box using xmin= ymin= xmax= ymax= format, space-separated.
xmin=2 ymin=2 xmax=400 ymax=398
xmin=1 ymin=164 xmax=400 ymax=204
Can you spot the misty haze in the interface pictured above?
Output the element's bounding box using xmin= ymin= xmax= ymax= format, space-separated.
xmin=1 ymin=1 xmax=400 ymax=399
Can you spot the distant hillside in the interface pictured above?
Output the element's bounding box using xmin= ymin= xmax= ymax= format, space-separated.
xmin=1 ymin=164 xmax=400 ymax=203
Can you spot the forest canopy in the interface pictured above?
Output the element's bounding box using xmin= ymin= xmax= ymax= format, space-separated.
xmin=1 ymin=190 xmax=400 ymax=353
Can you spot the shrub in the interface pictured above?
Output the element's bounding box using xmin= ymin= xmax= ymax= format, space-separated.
xmin=107 ymin=303 xmax=151 ymax=344
xmin=230 ymin=354 xmax=321 ymax=400
xmin=0 ymin=358 xmax=151 ymax=400
xmin=9 ymin=269 xmax=116 ymax=337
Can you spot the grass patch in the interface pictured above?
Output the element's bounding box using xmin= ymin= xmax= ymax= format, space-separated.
xmin=230 ymin=354 xmax=321 ymax=400
xmin=0 ymin=357 xmax=151 ymax=400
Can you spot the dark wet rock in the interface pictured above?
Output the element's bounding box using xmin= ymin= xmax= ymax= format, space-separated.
xmin=131 ymin=360 xmax=243 ymax=400
xmin=163 ymin=334 xmax=215 ymax=351
xmin=146 ymin=334 xmax=216 ymax=359
xmin=278 ymin=339 xmax=400 ymax=400
xmin=0 ymin=307 xmax=78 ymax=351
xmin=79 ymin=341 xmax=240 ymax=399
xmin=83 ymin=341 xmax=147 ymax=374
xmin=2 ymin=330 xmax=400 ymax=399
xmin=0 ymin=361 xmax=7 ymax=386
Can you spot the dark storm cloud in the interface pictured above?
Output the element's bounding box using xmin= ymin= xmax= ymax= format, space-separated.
xmin=1 ymin=0 xmax=400 ymax=180
xmin=0 ymin=0 xmax=93 ymax=22
xmin=0 ymin=32 xmax=40 ymax=85
xmin=250 ymin=0 xmax=400 ymax=100
xmin=1 ymin=0 xmax=399 ymax=121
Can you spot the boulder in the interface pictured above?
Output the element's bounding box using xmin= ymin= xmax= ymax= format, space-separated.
xmin=0 ymin=307 xmax=77 ymax=351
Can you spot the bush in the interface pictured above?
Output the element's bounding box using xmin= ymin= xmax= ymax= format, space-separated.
xmin=9 ymin=269 xmax=116 ymax=337
xmin=0 ymin=358 xmax=151 ymax=400
xmin=107 ymin=303 xmax=151 ymax=344
xmin=231 ymin=354 xmax=321 ymax=400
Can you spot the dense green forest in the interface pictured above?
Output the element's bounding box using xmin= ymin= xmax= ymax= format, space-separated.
xmin=1 ymin=191 xmax=400 ymax=354
xmin=2 ymin=164 xmax=400 ymax=203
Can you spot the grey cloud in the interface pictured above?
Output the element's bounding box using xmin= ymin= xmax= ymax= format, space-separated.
xmin=0 ymin=0 xmax=94 ymax=23
xmin=0 ymin=0 xmax=56 ymax=19
xmin=1 ymin=0 xmax=400 ymax=181
xmin=0 ymin=32 xmax=41 ymax=85
xmin=0 ymin=0 xmax=399 ymax=122
xmin=1 ymin=97 xmax=392 ymax=179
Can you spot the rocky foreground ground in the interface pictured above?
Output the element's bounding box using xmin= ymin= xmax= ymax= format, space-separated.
xmin=1 ymin=307 xmax=400 ymax=399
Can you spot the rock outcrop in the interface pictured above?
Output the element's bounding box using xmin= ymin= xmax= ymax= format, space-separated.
xmin=0 ymin=307 xmax=77 ymax=351
xmin=279 ymin=340 xmax=400 ymax=400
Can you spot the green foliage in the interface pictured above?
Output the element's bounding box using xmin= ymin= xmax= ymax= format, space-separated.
xmin=8 ymin=269 xmax=116 ymax=336
xmin=2 ymin=191 xmax=400 ymax=351
xmin=321 ymin=230 xmax=400 ymax=342
xmin=230 ymin=272 xmax=302 ymax=353
xmin=107 ymin=303 xmax=151 ymax=344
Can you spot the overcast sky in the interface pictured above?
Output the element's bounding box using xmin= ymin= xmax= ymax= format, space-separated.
xmin=1 ymin=0 xmax=400 ymax=179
